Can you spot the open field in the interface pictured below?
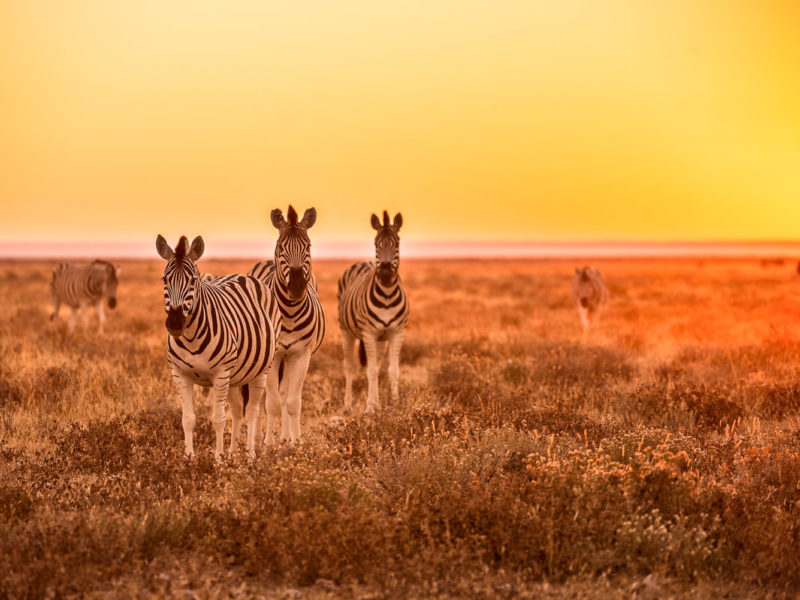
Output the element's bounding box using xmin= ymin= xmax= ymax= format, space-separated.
xmin=2 ymin=257 xmax=800 ymax=598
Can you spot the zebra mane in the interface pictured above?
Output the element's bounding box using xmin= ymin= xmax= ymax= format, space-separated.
xmin=174 ymin=236 xmax=190 ymax=261
xmin=91 ymin=260 xmax=118 ymax=280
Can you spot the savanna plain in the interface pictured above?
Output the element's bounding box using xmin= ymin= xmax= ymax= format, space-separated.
xmin=2 ymin=257 xmax=800 ymax=599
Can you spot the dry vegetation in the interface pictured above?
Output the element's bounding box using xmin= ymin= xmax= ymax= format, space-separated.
xmin=2 ymin=257 xmax=800 ymax=598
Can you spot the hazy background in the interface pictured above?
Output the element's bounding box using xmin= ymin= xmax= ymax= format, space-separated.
xmin=2 ymin=1 xmax=799 ymax=255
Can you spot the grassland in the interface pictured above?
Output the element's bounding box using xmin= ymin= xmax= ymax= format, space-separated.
xmin=2 ymin=257 xmax=800 ymax=598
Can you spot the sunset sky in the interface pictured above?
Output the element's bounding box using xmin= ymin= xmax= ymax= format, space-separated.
xmin=1 ymin=1 xmax=799 ymax=254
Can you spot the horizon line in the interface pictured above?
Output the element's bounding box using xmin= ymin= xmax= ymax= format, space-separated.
xmin=3 ymin=239 xmax=800 ymax=260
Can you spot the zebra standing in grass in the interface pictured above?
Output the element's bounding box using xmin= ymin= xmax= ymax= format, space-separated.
xmin=248 ymin=205 xmax=325 ymax=444
xmin=572 ymin=266 xmax=608 ymax=336
xmin=338 ymin=211 xmax=409 ymax=414
xmin=50 ymin=260 xmax=121 ymax=334
xmin=156 ymin=234 xmax=279 ymax=459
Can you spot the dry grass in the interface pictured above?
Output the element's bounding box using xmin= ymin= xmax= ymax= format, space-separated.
xmin=2 ymin=257 xmax=800 ymax=598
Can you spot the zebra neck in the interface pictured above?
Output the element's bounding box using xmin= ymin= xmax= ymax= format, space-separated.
xmin=273 ymin=280 xmax=307 ymax=312
xmin=182 ymin=283 xmax=206 ymax=339
xmin=371 ymin=273 xmax=402 ymax=297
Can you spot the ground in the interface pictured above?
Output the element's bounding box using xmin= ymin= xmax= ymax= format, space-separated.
xmin=2 ymin=257 xmax=800 ymax=598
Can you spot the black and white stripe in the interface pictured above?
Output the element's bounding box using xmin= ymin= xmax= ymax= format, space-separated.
xmin=50 ymin=260 xmax=120 ymax=334
xmin=156 ymin=234 xmax=278 ymax=458
xmin=248 ymin=205 xmax=325 ymax=443
xmin=572 ymin=266 xmax=608 ymax=336
xmin=338 ymin=210 xmax=409 ymax=413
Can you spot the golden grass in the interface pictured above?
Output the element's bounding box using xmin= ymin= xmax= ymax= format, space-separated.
xmin=2 ymin=257 xmax=800 ymax=598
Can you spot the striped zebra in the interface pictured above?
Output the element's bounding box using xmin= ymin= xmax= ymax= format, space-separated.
xmin=338 ymin=211 xmax=409 ymax=414
xmin=248 ymin=205 xmax=325 ymax=444
xmin=50 ymin=260 xmax=121 ymax=334
xmin=156 ymin=234 xmax=279 ymax=459
xmin=572 ymin=266 xmax=608 ymax=336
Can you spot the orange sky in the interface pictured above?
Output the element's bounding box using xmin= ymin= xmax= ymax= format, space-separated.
xmin=1 ymin=1 xmax=799 ymax=247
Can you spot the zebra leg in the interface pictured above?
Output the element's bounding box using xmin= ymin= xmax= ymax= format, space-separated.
xmin=95 ymin=300 xmax=106 ymax=334
xmin=363 ymin=336 xmax=381 ymax=414
xmin=172 ymin=370 xmax=197 ymax=458
xmin=80 ymin=303 xmax=89 ymax=332
xmin=278 ymin=364 xmax=291 ymax=441
xmin=210 ymin=374 xmax=232 ymax=460
xmin=387 ymin=331 xmax=405 ymax=403
xmin=284 ymin=350 xmax=311 ymax=443
xmin=68 ymin=307 xmax=78 ymax=333
xmin=228 ymin=386 xmax=243 ymax=455
xmin=50 ymin=299 xmax=60 ymax=322
xmin=341 ymin=331 xmax=356 ymax=414
xmin=246 ymin=375 xmax=266 ymax=458
xmin=577 ymin=306 xmax=589 ymax=338
xmin=263 ymin=365 xmax=282 ymax=446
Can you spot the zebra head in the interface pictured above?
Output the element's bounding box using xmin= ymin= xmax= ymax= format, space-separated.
xmin=371 ymin=210 xmax=402 ymax=286
xmin=91 ymin=260 xmax=121 ymax=309
xmin=271 ymin=205 xmax=316 ymax=301
xmin=156 ymin=234 xmax=204 ymax=338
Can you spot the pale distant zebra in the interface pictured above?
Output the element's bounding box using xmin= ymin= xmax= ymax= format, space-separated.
xmin=572 ymin=266 xmax=608 ymax=336
xmin=248 ymin=205 xmax=325 ymax=444
xmin=156 ymin=234 xmax=279 ymax=459
xmin=338 ymin=211 xmax=409 ymax=414
xmin=50 ymin=260 xmax=121 ymax=333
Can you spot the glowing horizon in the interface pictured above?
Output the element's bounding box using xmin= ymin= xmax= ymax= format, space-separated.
xmin=2 ymin=1 xmax=799 ymax=244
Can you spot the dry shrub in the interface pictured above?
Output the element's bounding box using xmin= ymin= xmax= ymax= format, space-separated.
xmin=632 ymin=382 xmax=744 ymax=430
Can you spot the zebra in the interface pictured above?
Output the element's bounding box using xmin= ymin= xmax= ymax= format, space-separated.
xmin=50 ymin=260 xmax=121 ymax=334
xmin=156 ymin=234 xmax=279 ymax=459
xmin=338 ymin=210 xmax=409 ymax=414
xmin=248 ymin=205 xmax=325 ymax=444
xmin=572 ymin=266 xmax=608 ymax=336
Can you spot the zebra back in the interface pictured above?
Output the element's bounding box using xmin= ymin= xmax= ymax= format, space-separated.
xmin=51 ymin=261 xmax=119 ymax=308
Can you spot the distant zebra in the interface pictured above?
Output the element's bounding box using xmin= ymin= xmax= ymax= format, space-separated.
xmin=156 ymin=234 xmax=279 ymax=459
xmin=248 ymin=205 xmax=325 ymax=444
xmin=572 ymin=266 xmax=608 ymax=336
xmin=50 ymin=260 xmax=120 ymax=333
xmin=338 ymin=211 xmax=409 ymax=414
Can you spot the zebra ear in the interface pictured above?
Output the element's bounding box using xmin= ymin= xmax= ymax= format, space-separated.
xmin=300 ymin=207 xmax=316 ymax=229
xmin=271 ymin=209 xmax=285 ymax=230
xmin=189 ymin=236 xmax=204 ymax=261
xmin=370 ymin=213 xmax=381 ymax=230
xmin=392 ymin=213 xmax=403 ymax=232
xmin=156 ymin=235 xmax=174 ymax=261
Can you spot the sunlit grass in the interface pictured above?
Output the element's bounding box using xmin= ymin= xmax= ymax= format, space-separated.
xmin=2 ymin=257 xmax=800 ymax=598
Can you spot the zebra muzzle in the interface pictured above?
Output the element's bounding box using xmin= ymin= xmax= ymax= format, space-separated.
xmin=287 ymin=268 xmax=307 ymax=300
xmin=377 ymin=266 xmax=395 ymax=286
xmin=166 ymin=308 xmax=185 ymax=337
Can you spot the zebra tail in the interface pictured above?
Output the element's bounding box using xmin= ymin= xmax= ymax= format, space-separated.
xmin=278 ymin=357 xmax=286 ymax=384
xmin=242 ymin=384 xmax=250 ymax=411
xmin=358 ymin=340 xmax=367 ymax=367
